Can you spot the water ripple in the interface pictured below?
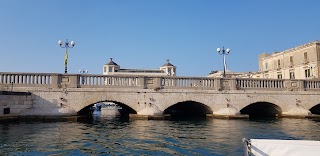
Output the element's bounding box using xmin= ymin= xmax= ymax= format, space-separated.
xmin=1 ymin=117 xmax=320 ymax=155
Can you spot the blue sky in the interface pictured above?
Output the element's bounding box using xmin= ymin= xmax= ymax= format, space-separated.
xmin=0 ymin=0 xmax=319 ymax=76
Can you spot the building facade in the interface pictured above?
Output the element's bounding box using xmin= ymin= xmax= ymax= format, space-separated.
xmin=254 ymin=41 xmax=320 ymax=79
xmin=103 ymin=58 xmax=176 ymax=76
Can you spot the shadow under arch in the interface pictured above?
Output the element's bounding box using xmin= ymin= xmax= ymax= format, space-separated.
xmin=78 ymin=101 xmax=137 ymax=117
xmin=240 ymin=102 xmax=282 ymax=117
xmin=310 ymin=104 xmax=320 ymax=115
xmin=163 ymin=101 xmax=213 ymax=117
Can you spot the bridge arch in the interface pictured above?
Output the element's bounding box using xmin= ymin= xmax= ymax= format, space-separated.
xmin=78 ymin=100 xmax=137 ymax=116
xmin=240 ymin=101 xmax=282 ymax=117
xmin=163 ymin=100 xmax=213 ymax=117
xmin=70 ymin=92 xmax=140 ymax=116
xmin=310 ymin=104 xmax=320 ymax=115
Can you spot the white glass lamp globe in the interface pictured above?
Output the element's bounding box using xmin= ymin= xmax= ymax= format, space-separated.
xmin=71 ymin=41 xmax=75 ymax=47
xmin=226 ymin=48 xmax=230 ymax=53
xmin=217 ymin=48 xmax=221 ymax=52
xmin=58 ymin=40 xmax=63 ymax=46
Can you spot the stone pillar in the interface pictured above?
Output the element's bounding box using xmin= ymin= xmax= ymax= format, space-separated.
xmin=139 ymin=77 xmax=146 ymax=89
xmin=60 ymin=74 xmax=78 ymax=88
xmin=153 ymin=77 xmax=161 ymax=90
xmin=229 ymin=78 xmax=237 ymax=90
xmin=51 ymin=74 xmax=60 ymax=88
xmin=68 ymin=75 xmax=78 ymax=88
xmin=284 ymin=79 xmax=291 ymax=90
xmin=214 ymin=78 xmax=222 ymax=90
xmin=298 ymin=80 xmax=305 ymax=91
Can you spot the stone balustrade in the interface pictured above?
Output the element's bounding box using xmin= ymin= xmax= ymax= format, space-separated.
xmin=79 ymin=75 xmax=141 ymax=88
xmin=161 ymin=77 xmax=215 ymax=89
xmin=236 ymin=78 xmax=285 ymax=90
xmin=0 ymin=72 xmax=320 ymax=91
xmin=0 ymin=72 xmax=55 ymax=87
xmin=305 ymin=80 xmax=320 ymax=90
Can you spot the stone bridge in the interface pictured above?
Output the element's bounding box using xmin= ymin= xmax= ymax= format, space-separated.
xmin=1 ymin=72 xmax=320 ymax=118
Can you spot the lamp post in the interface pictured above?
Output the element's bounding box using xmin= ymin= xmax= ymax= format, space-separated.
xmin=217 ymin=47 xmax=230 ymax=78
xmin=79 ymin=69 xmax=88 ymax=84
xmin=58 ymin=39 xmax=75 ymax=74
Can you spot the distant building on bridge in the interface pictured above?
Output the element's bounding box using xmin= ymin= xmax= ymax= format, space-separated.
xmin=103 ymin=58 xmax=177 ymax=76
xmin=207 ymin=70 xmax=253 ymax=78
xmin=253 ymin=40 xmax=320 ymax=79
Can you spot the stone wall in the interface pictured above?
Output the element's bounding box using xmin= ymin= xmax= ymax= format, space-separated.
xmin=0 ymin=91 xmax=32 ymax=117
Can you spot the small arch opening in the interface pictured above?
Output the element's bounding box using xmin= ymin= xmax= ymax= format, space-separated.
xmin=310 ymin=104 xmax=320 ymax=115
xmin=240 ymin=102 xmax=282 ymax=117
xmin=164 ymin=101 xmax=213 ymax=118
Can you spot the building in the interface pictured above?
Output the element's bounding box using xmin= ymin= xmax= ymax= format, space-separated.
xmin=103 ymin=58 xmax=176 ymax=76
xmin=208 ymin=70 xmax=253 ymax=78
xmin=254 ymin=41 xmax=320 ymax=79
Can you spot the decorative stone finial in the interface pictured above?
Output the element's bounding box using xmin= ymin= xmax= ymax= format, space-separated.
xmin=110 ymin=58 xmax=113 ymax=61
xmin=166 ymin=59 xmax=170 ymax=63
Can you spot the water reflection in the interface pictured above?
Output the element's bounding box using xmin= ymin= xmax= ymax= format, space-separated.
xmin=1 ymin=117 xmax=320 ymax=155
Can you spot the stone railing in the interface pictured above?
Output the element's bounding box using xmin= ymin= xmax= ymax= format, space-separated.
xmin=305 ymin=80 xmax=320 ymax=91
xmin=236 ymin=78 xmax=285 ymax=90
xmin=78 ymin=74 xmax=142 ymax=88
xmin=0 ymin=72 xmax=56 ymax=88
xmin=1 ymin=72 xmax=320 ymax=91
xmin=160 ymin=77 xmax=216 ymax=89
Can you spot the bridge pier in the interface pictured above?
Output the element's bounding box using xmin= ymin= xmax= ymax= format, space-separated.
xmin=137 ymin=105 xmax=163 ymax=116
xmin=282 ymin=107 xmax=312 ymax=117
xmin=209 ymin=108 xmax=248 ymax=119
xmin=213 ymin=107 xmax=240 ymax=116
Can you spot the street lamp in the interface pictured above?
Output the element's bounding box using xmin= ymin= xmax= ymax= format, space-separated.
xmin=58 ymin=39 xmax=75 ymax=73
xmin=79 ymin=69 xmax=88 ymax=84
xmin=217 ymin=47 xmax=230 ymax=78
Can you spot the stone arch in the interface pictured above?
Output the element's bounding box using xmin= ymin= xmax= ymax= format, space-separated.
xmin=310 ymin=104 xmax=320 ymax=115
xmin=240 ymin=101 xmax=282 ymax=117
xmin=77 ymin=100 xmax=137 ymax=116
xmin=163 ymin=100 xmax=213 ymax=117
xmin=69 ymin=92 xmax=139 ymax=115
xmin=158 ymin=93 xmax=214 ymax=111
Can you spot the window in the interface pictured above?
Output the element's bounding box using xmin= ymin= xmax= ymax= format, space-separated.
xmin=277 ymin=74 xmax=282 ymax=79
xmin=109 ymin=67 xmax=113 ymax=72
xmin=277 ymin=59 xmax=281 ymax=69
xmin=290 ymin=72 xmax=295 ymax=79
xmin=104 ymin=67 xmax=107 ymax=72
xmin=305 ymin=69 xmax=311 ymax=78
xmin=3 ymin=108 xmax=10 ymax=114
xmin=304 ymin=52 xmax=308 ymax=63
xmin=289 ymin=56 xmax=293 ymax=66
xmin=167 ymin=67 xmax=172 ymax=75
xmin=265 ymin=62 xmax=268 ymax=70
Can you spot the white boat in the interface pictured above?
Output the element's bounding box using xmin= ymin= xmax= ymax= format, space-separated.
xmin=243 ymin=138 xmax=320 ymax=156
xmin=101 ymin=102 xmax=122 ymax=116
